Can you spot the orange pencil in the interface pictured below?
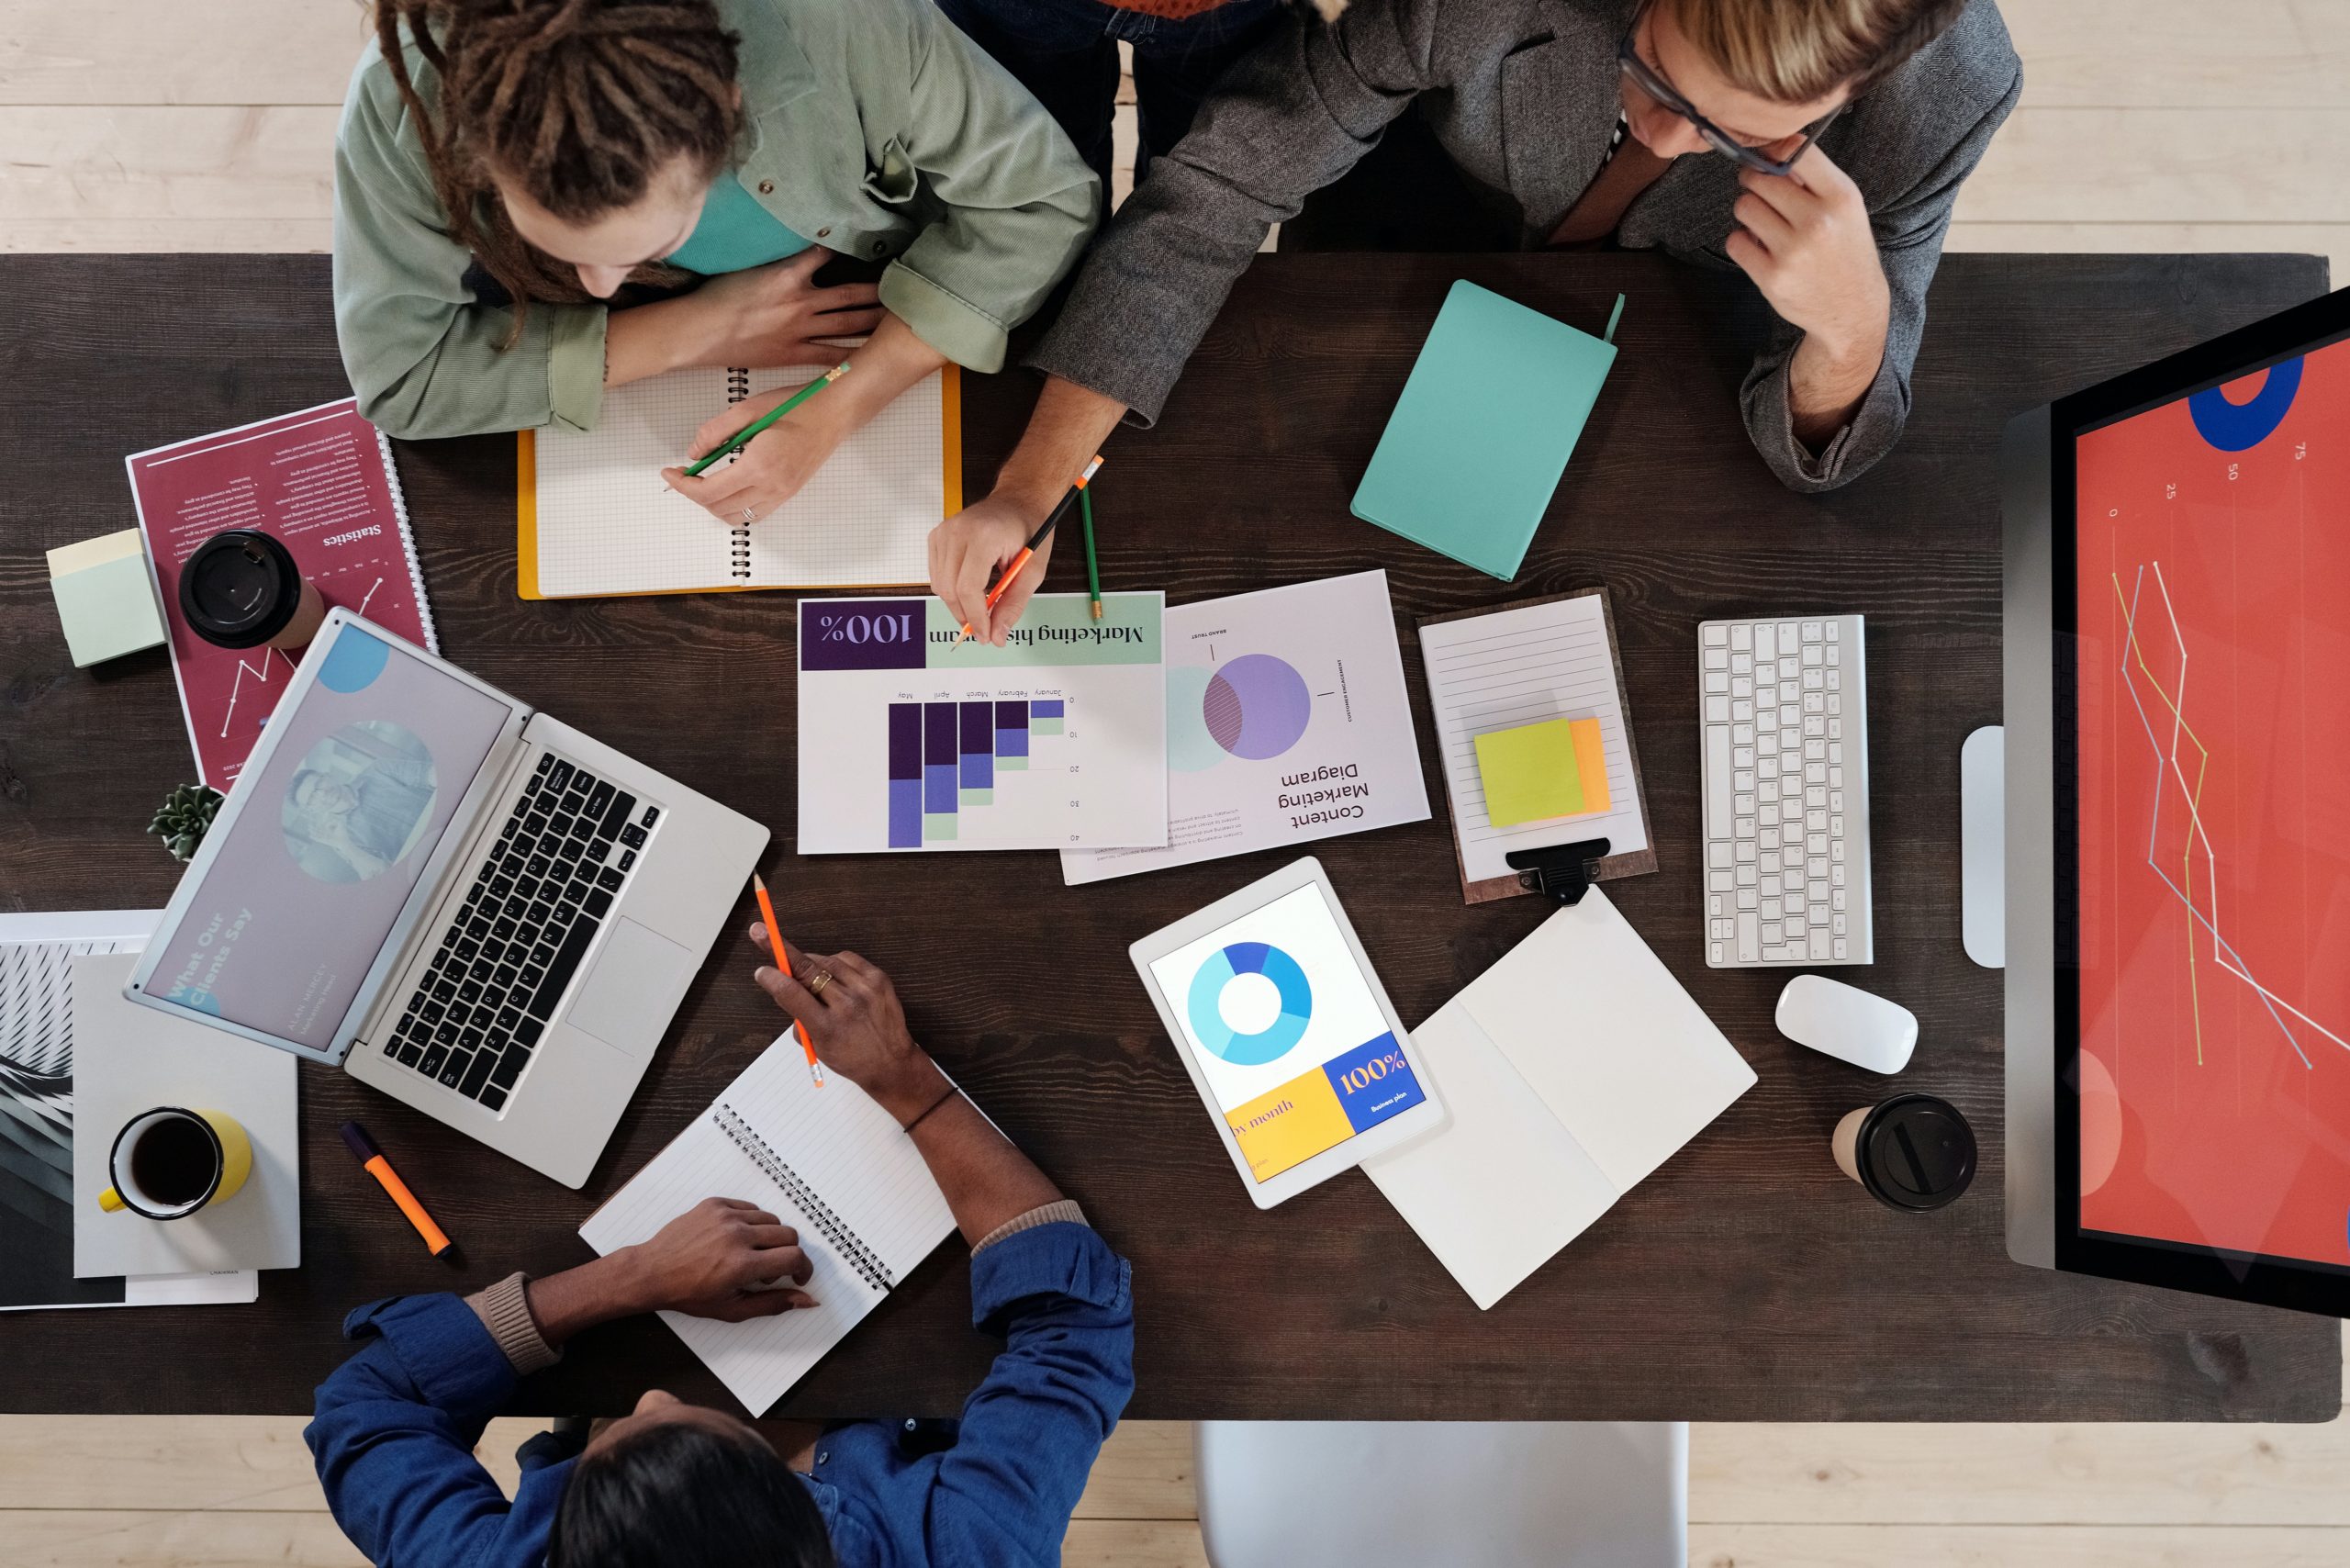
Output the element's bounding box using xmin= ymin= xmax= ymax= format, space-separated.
xmin=754 ymin=873 xmax=823 ymax=1087
xmin=340 ymin=1121 xmax=452 ymax=1256
xmin=953 ymin=455 xmax=1104 ymax=644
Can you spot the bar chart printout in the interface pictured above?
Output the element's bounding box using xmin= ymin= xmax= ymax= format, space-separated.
xmin=800 ymin=594 xmax=1166 ymax=853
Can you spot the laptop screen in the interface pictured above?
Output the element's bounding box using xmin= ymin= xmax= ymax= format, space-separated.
xmin=147 ymin=622 xmax=512 ymax=1049
xmin=2070 ymin=325 xmax=2350 ymax=1273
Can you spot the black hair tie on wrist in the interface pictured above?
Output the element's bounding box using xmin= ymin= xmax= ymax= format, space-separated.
xmin=902 ymin=1081 xmax=960 ymax=1133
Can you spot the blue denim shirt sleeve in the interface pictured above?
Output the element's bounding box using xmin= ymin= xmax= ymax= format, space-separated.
xmin=304 ymin=1293 xmax=570 ymax=1568
xmin=820 ymin=1220 xmax=1135 ymax=1568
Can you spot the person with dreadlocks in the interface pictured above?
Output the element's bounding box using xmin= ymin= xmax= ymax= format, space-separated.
xmin=334 ymin=0 xmax=1099 ymax=527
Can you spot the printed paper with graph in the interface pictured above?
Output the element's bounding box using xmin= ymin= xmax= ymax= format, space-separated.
xmin=796 ymin=593 xmax=1168 ymax=853
xmin=525 ymin=364 xmax=950 ymax=598
xmin=2074 ymin=330 xmax=2350 ymax=1268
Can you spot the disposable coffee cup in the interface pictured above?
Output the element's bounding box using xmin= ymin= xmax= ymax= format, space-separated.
xmin=1831 ymin=1093 xmax=1976 ymax=1212
xmin=179 ymin=529 xmax=326 ymax=651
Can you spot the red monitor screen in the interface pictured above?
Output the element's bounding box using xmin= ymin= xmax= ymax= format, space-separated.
xmin=2072 ymin=332 xmax=2350 ymax=1269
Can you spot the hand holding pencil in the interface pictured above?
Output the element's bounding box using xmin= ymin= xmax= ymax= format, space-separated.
xmin=748 ymin=926 xmax=952 ymax=1124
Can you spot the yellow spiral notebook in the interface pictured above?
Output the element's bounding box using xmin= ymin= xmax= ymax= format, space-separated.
xmin=516 ymin=363 xmax=960 ymax=599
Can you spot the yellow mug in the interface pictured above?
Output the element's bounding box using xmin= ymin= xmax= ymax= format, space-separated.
xmin=98 ymin=1106 xmax=252 ymax=1220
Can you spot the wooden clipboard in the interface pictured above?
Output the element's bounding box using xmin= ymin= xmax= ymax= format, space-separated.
xmin=1417 ymin=587 xmax=1659 ymax=903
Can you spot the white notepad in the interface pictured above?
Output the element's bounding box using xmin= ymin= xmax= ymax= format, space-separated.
xmin=522 ymin=364 xmax=953 ymax=599
xmin=1363 ymin=890 xmax=1755 ymax=1309
xmin=580 ymin=1040 xmax=957 ymax=1414
xmin=1417 ymin=590 xmax=1656 ymax=899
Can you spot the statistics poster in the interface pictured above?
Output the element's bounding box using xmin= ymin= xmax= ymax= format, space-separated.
xmin=1063 ymin=570 xmax=1429 ymax=884
xmin=2072 ymin=331 xmax=2350 ymax=1268
xmin=796 ymin=593 xmax=1167 ymax=853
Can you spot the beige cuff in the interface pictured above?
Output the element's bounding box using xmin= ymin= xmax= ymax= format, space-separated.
xmin=972 ymin=1199 xmax=1089 ymax=1255
xmin=544 ymin=303 xmax=609 ymax=434
xmin=464 ymin=1271 xmax=562 ymax=1375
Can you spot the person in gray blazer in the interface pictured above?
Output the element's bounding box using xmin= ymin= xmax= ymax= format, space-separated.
xmin=931 ymin=0 xmax=2022 ymax=643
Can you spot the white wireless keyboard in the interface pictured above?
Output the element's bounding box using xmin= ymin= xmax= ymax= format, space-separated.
xmin=1697 ymin=614 xmax=1873 ymax=968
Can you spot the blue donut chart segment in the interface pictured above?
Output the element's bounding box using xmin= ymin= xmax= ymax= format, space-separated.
xmin=2188 ymin=357 xmax=2303 ymax=452
xmin=1185 ymin=941 xmax=1314 ymax=1067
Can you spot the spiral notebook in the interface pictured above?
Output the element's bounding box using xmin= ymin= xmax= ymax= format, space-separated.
xmin=579 ymin=1040 xmax=957 ymax=1413
xmin=518 ymin=363 xmax=960 ymax=599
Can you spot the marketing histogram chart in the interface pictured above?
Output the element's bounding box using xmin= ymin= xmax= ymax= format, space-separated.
xmin=800 ymin=594 xmax=1166 ymax=854
xmin=887 ymin=699 xmax=1071 ymax=846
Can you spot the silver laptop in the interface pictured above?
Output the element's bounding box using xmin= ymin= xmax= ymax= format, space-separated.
xmin=126 ymin=610 xmax=767 ymax=1188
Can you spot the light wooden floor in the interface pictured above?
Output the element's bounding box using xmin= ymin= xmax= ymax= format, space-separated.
xmin=4 ymin=3 xmax=2346 ymax=1564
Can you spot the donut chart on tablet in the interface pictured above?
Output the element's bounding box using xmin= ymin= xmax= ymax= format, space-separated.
xmin=1185 ymin=941 xmax=1313 ymax=1067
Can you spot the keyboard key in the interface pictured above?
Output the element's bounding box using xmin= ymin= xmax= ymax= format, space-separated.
xmin=1737 ymin=913 xmax=1761 ymax=962
xmin=396 ymin=1039 xmax=425 ymax=1067
xmin=597 ymin=866 xmax=624 ymax=891
xmin=516 ymin=1017 xmax=544 ymax=1047
xmin=620 ymin=823 xmax=648 ymax=849
xmin=527 ymin=914 xmax=601 ymax=1021
xmin=619 ymin=849 xmax=637 ymax=871
xmin=438 ymin=1051 xmax=471 ymax=1089
xmin=493 ymin=965 xmax=519 ymax=991
xmin=479 ymin=1087 xmax=508 ymax=1113
xmin=547 ymin=759 xmax=574 ymax=791
xmin=599 ymin=790 xmax=638 ymax=839
xmin=585 ymin=889 xmax=614 ymax=918
xmin=1730 ymin=623 xmax=1751 ymax=651
xmin=420 ymin=1044 xmax=450 ymax=1077
xmin=1705 ymin=725 xmax=1733 ymax=838
xmin=640 ymin=805 xmax=659 ymax=827
xmin=586 ymin=779 xmax=615 ymax=818
xmin=1703 ymin=623 xmax=1728 ymax=646
xmin=491 ymin=1043 xmax=532 ymax=1089
xmin=460 ymin=1049 xmax=498 ymax=1097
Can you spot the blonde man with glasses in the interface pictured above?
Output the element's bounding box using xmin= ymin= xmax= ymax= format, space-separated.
xmin=932 ymin=0 xmax=2021 ymax=644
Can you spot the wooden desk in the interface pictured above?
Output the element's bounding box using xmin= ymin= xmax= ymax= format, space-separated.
xmin=1 ymin=252 xmax=2336 ymax=1421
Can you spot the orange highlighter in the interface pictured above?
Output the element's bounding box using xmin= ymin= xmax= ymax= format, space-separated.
xmin=340 ymin=1121 xmax=452 ymax=1256
xmin=754 ymin=873 xmax=824 ymax=1087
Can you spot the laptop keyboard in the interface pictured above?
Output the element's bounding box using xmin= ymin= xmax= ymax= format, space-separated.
xmin=380 ymin=755 xmax=660 ymax=1111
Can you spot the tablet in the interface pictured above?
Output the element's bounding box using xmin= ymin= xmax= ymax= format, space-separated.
xmin=1130 ymin=857 xmax=1448 ymax=1207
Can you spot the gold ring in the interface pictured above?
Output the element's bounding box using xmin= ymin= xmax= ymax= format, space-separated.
xmin=805 ymin=968 xmax=834 ymax=998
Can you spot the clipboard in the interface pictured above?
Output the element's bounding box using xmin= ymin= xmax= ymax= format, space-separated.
xmin=1416 ymin=587 xmax=1658 ymax=903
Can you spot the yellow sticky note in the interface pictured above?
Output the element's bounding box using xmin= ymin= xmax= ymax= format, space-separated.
xmin=1474 ymin=719 xmax=1585 ymax=826
xmin=1570 ymin=716 xmax=1611 ymax=812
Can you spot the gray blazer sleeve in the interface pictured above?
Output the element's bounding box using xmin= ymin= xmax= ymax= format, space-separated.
xmin=1740 ymin=64 xmax=2021 ymax=493
xmin=1028 ymin=0 xmax=1445 ymax=423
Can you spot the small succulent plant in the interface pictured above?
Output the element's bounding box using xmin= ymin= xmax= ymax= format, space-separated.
xmin=148 ymin=783 xmax=225 ymax=863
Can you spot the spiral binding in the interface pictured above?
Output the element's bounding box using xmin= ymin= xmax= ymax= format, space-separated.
xmin=723 ymin=367 xmax=755 ymax=577
xmin=372 ymin=423 xmax=440 ymax=653
xmin=714 ymin=1104 xmax=894 ymax=1293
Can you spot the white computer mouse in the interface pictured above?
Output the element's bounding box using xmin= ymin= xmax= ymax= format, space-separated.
xmin=1774 ymin=974 xmax=1917 ymax=1074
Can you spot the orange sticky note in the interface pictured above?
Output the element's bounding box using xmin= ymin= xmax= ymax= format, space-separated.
xmin=1570 ymin=717 xmax=1610 ymax=812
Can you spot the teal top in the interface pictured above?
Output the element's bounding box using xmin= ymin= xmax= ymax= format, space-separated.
xmin=666 ymin=174 xmax=815 ymax=274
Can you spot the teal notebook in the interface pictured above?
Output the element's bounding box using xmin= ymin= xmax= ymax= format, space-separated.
xmin=1351 ymin=280 xmax=1619 ymax=582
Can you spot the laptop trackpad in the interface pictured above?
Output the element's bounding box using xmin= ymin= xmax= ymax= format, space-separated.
xmin=566 ymin=919 xmax=696 ymax=1059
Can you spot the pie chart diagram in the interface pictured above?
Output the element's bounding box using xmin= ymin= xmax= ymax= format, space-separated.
xmin=1186 ymin=942 xmax=1314 ymax=1067
xmin=1202 ymin=655 xmax=1312 ymax=761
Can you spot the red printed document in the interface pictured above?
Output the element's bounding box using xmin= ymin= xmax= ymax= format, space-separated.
xmin=126 ymin=400 xmax=436 ymax=788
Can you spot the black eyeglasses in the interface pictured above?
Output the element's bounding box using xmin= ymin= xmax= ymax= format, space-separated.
xmin=1616 ymin=28 xmax=1843 ymax=178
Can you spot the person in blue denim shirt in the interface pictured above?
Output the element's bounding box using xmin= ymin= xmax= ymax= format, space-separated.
xmin=306 ymin=929 xmax=1134 ymax=1568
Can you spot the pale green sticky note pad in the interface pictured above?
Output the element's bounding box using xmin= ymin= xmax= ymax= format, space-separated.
xmin=51 ymin=550 xmax=165 ymax=667
xmin=1351 ymin=280 xmax=1619 ymax=581
xmin=1474 ymin=718 xmax=1585 ymax=827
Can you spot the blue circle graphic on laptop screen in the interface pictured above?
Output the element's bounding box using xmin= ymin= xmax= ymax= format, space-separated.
xmin=1186 ymin=942 xmax=1313 ymax=1067
xmin=280 ymin=720 xmax=440 ymax=884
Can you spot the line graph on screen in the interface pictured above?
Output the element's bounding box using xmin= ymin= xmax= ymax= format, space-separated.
xmin=2115 ymin=560 xmax=2344 ymax=1072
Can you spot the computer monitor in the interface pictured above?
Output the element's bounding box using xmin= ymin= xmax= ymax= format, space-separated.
xmin=2003 ymin=285 xmax=2350 ymax=1316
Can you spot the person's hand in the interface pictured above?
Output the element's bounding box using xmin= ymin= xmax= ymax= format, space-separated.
xmin=1724 ymin=143 xmax=1889 ymax=371
xmin=685 ymin=249 xmax=881 ymax=370
xmin=619 ymin=1196 xmax=818 ymax=1321
xmin=660 ymin=385 xmax=853 ymax=526
xmin=929 ymin=492 xmax=1054 ymax=645
xmin=747 ymin=926 xmax=949 ymax=1122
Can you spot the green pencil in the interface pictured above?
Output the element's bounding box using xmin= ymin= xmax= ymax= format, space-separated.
xmin=683 ymin=361 xmax=848 ymax=477
xmin=1080 ymin=485 xmax=1102 ymax=620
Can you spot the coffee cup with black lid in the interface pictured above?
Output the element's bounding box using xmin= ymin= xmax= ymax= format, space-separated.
xmin=179 ymin=529 xmax=326 ymax=651
xmin=1831 ymin=1093 xmax=1976 ymax=1212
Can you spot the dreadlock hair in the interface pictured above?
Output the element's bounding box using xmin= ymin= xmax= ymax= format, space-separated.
xmin=372 ymin=0 xmax=744 ymax=342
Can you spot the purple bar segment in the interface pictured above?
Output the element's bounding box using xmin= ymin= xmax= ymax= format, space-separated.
xmin=960 ymin=701 xmax=993 ymax=790
xmin=888 ymin=703 xmax=923 ymax=847
xmin=1031 ymin=700 xmax=1064 ymax=718
xmin=994 ymin=700 xmax=1028 ymax=758
xmin=923 ymin=702 xmax=957 ymax=814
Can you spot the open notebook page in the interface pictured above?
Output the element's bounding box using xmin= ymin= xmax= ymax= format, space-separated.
xmin=579 ymin=1041 xmax=955 ymax=1414
xmin=1418 ymin=594 xmax=1651 ymax=883
xmin=532 ymin=364 xmax=941 ymax=597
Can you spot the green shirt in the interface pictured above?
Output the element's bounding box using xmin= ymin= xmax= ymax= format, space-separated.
xmin=331 ymin=0 xmax=1101 ymax=439
xmin=666 ymin=175 xmax=815 ymax=275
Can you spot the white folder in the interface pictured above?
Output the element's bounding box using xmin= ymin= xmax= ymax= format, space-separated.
xmin=1363 ymin=889 xmax=1756 ymax=1309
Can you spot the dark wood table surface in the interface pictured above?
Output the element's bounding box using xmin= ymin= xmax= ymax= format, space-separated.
xmin=2 ymin=251 xmax=2338 ymax=1421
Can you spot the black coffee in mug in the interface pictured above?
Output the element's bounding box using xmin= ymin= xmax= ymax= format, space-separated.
xmin=128 ymin=1115 xmax=218 ymax=1208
